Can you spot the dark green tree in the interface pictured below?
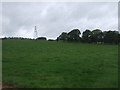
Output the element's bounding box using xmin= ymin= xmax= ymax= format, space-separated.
xmin=82 ymin=29 xmax=92 ymax=43
xmin=67 ymin=29 xmax=81 ymax=42
xmin=91 ymin=29 xmax=102 ymax=43
xmin=58 ymin=32 xmax=68 ymax=41
xmin=104 ymin=31 xmax=119 ymax=44
xmin=118 ymin=33 xmax=120 ymax=44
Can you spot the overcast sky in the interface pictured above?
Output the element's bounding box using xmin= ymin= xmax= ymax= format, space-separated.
xmin=2 ymin=2 xmax=118 ymax=39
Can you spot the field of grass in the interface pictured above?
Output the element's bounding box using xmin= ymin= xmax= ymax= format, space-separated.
xmin=2 ymin=39 xmax=118 ymax=88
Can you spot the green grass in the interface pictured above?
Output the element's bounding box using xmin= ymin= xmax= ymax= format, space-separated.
xmin=0 ymin=40 xmax=2 ymax=82
xmin=2 ymin=39 xmax=118 ymax=88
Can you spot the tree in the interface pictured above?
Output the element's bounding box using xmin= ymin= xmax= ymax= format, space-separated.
xmin=37 ymin=37 xmax=47 ymax=40
xmin=67 ymin=29 xmax=81 ymax=42
xmin=82 ymin=29 xmax=92 ymax=43
xmin=91 ymin=29 xmax=102 ymax=43
xmin=104 ymin=31 xmax=119 ymax=44
xmin=118 ymin=33 xmax=120 ymax=44
xmin=58 ymin=32 xmax=68 ymax=41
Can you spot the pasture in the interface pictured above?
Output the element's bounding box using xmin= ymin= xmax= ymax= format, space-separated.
xmin=2 ymin=39 xmax=118 ymax=88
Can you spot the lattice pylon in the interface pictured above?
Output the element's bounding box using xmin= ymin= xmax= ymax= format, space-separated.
xmin=34 ymin=26 xmax=38 ymax=39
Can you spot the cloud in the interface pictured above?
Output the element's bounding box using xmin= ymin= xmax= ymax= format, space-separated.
xmin=2 ymin=2 xmax=118 ymax=39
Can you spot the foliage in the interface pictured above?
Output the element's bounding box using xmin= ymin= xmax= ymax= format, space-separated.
xmin=58 ymin=32 xmax=68 ymax=41
xmin=103 ymin=31 xmax=119 ymax=44
xmin=90 ymin=29 xmax=103 ymax=43
xmin=37 ymin=37 xmax=47 ymax=40
xmin=57 ymin=29 xmax=119 ymax=44
xmin=67 ymin=29 xmax=81 ymax=42
xmin=57 ymin=29 xmax=81 ymax=42
xmin=82 ymin=29 xmax=92 ymax=43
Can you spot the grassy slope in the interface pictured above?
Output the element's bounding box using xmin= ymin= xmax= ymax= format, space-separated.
xmin=2 ymin=39 xmax=118 ymax=88
xmin=0 ymin=40 xmax=2 ymax=84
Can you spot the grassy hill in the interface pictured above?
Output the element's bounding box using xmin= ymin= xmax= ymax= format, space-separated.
xmin=2 ymin=39 xmax=118 ymax=88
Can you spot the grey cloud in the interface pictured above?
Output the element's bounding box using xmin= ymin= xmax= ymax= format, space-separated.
xmin=2 ymin=2 xmax=118 ymax=39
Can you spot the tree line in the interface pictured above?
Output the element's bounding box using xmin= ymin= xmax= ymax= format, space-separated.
xmin=1 ymin=37 xmax=33 ymax=40
xmin=1 ymin=37 xmax=47 ymax=40
xmin=57 ymin=29 xmax=120 ymax=44
xmin=1 ymin=29 xmax=119 ymax=44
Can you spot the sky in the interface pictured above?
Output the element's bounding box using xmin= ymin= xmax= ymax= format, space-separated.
xmin=2 ymin=2 xmax=118 ymax=39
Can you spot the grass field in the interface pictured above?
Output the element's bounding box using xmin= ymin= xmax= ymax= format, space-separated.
xmin=2 ymin=39 xmax=118 ymax=88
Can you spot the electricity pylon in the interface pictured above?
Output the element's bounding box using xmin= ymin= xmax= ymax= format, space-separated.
xmin=34 ymin=26 xmax=38 ymax=39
